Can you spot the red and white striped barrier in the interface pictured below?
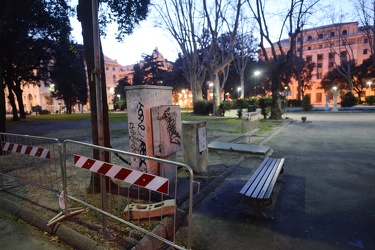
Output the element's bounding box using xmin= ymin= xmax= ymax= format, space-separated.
xmin=73 ymin=155 xmax=169 ymax=195
xmin=2 ymin=142 xmax=50 ymax=159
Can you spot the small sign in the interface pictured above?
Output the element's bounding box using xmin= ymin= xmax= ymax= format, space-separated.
xmin=198 ymin=127 xmax=207 ymax=152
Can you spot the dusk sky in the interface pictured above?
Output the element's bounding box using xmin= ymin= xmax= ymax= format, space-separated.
xmin=70 ymin=0 xmax=355 ymax=67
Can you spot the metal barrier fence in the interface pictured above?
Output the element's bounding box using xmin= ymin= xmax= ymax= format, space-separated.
xmin=0 ymin=133 xmax=194 ymax=249
xmin=60 ymin=139 xmax=194 ymax=250
xmin=0 ymin=132 xmax=63 ymax=212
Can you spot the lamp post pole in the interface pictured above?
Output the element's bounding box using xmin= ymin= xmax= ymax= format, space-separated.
xmin=284 ymin=86 xmax=288 ymax=119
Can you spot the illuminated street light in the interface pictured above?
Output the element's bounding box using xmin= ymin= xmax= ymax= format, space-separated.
xmin=254 ymin=71 xmax=261 ymax=96
xmin=367 ymin=81 xmax=373 ymax=95
xmin=117 ymin=94 xmax=120 ymax=102
xmin=237 ymin=87 xmax=241 ymax=99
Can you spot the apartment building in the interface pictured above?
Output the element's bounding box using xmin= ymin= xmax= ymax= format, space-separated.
xmin=265 ymin=22 xmax=373 ymax=105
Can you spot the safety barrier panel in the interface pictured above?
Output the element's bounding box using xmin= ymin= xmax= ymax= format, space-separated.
xmin=0 ymin=133 xmax=195 ymax=249
xmin=0 ymin=132 xmax=63 ymax=212
xmin=60 ymin=139 xmax=194 ymax=250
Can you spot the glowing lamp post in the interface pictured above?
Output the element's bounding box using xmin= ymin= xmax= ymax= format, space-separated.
xmin=237 ymin=87 xmax=241 ymax=99
xmin=367 ymin=81 xmax=373 ymax=95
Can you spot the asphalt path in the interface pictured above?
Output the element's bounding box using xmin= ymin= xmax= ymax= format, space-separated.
xmin=0 ymin=208 xmax=72 ymax=250
xmin=176 ymin=112 xmax=375 ymax=250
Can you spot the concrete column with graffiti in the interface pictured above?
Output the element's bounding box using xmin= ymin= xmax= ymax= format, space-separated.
xmin=125 ymin=85 xmax=174 ymax=175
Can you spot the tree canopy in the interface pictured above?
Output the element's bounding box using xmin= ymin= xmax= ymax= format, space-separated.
xmin=0 ymin=0 xmax=72 ymax=131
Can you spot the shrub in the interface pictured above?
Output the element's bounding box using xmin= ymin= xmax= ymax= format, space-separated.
xmin=288 ymin=99 xmax=302 ymax=107
xmin=301 ymin=95 xmax=313 ymax=111
xmin=237 ymin=108 xmax=243 ymax=119
xmin=258 ymin=97 xmax=270 ymax=119
xmin=39 ymin=109 xmax=51 ymax=115
xmin=218 ymin=101 xmax=231 ymax=116
xmin=194 ymin=100 xmax=213 ymax=115
xmin=365 ymin=95 xmax=375 ymax=105
xmin=341 ymin=92 xmax=358 ymax=107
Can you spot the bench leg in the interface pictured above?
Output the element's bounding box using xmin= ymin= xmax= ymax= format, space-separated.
xmin=246 ymin=199 xmax=273 ymax=220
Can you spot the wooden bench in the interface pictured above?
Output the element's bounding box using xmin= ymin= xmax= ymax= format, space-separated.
xmin=239 ymin=157 xmax=285 ymax=219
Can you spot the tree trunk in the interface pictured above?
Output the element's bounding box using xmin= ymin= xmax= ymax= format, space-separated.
xmin=5 ymin=77 xmax=19 ymax=121
xmin=269 ymin=71 xmax=282 ymax=120
xmin=13 ymin=79 xmax=26 ymax=119
xmin=77 ymin=0 xmax=114 ymax=193
xmin=0 ymin=71 xmax=6 ymax=133
xmin=240 ymin=74 xmax=245 ymax=99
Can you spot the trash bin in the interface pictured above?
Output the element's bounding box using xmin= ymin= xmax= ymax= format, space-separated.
xmin=248 ymin=105 xmax=256 ymax=112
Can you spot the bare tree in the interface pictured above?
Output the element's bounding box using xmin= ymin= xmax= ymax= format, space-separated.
xmin=247 ymin=0 xmax=319 ymax=119
xmin=154 ymin=0 xmax=206 ymax=106
xmin=202 ymin=0 xmax=244 ymax=115
xmin=314 ymin=21 xmax=358 ymax=93
xmin=233 ymin=19 xmax=257 ymax=99
xmin=355 ymin=0 xmax=375 ymax=66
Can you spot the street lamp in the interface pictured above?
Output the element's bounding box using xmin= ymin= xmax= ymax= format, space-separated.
xmin=254 ymin=71 xmax=261 ymax=96
xmin=117 ymin=94 xmax=120 ymax=102
xmin=237 ymin=87 xmax=241 ymax=99
xmin=209 ymin=82 xmax=214 ymax=101
xmin=284 ymin=86 xmax=289 ymax=118
xmin=367 ymin=81 xmax=373 ymax=95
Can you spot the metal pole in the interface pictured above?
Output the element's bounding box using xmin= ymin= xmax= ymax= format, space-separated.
xmin=91 ymin=0 xmax=107 ymax=228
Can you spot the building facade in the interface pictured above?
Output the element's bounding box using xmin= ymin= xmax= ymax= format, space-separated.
xmin=265 ymin=22 xmax=373 ymax=105
xmin=5 ymin=48 xmax=176 ymax=114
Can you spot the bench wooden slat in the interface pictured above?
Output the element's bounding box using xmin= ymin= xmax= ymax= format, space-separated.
xmin=239 ymin=157 xmax=272 ymax=195
xmin=240 ymin=157 xmax=285 ymax=199
xmin=263 ymin=158 xmax=284 ymax=198
xmin=252 ymin=158 xmax=280 ymax=199
xmin=245 ymin=158 xmax=274 ymax=198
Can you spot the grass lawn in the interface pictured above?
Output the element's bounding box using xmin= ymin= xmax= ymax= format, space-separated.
xmin=7 ymin=111 xmax=281 ymax=135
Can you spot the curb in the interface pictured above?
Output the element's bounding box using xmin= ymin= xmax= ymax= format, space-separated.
xmin=259 ymin=120 xmax=292 ymax=145
xmin=0 ymin=196 xmax=105 ymax=250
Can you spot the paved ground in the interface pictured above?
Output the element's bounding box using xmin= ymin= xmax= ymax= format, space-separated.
xmin=2 ymin=111 xmax=375 ymax=249
xmin=175 ymin=112 xmax=375 ymax=250
xmin=0 ymin=208 xmax=72 ymax=250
